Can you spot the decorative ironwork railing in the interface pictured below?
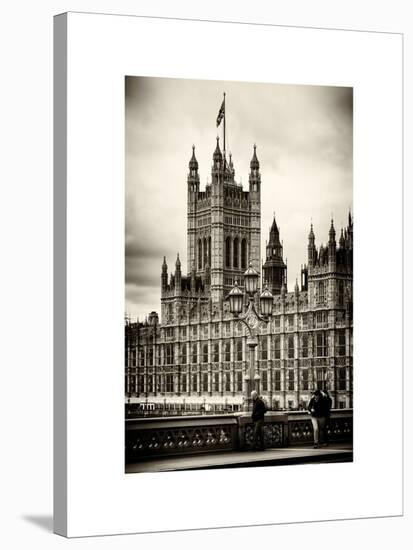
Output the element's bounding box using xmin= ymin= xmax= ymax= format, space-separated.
xmin=288 ymin=410 xmax=353 ymax=445
xmin=125 ymin=410 xmax=353 ymax=463
xmin=237 ymin=413 xmax=286 ymax=450
xmin=125 ymin=415 xmax=237 ymax=461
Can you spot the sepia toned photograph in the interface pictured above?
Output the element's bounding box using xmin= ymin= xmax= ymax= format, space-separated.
xmin=124 ymin=76 xmax=353 ymax=473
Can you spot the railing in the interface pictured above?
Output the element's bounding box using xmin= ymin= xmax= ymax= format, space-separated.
xmin=287 ymin=410 xmax=353 ymax=446
xmin=125 ymin=415 xmax=238 ymax=462
xmin=125 ymin=409 xmax=353 ymax=463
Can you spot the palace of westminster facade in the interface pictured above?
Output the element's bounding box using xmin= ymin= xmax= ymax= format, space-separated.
xmin=125 ymin=137 xmax=353 ymax=412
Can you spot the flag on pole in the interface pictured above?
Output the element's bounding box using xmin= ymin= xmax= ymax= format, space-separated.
xmin=216 ymin=98 xmax=225 ymax=127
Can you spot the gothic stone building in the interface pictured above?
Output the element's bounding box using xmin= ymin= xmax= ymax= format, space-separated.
xmin=125 ymin=139 xmax=353 ymax=413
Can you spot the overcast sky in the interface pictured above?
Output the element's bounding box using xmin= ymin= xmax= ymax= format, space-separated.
xmin=125 ymin=76 xmax=353 ymax=322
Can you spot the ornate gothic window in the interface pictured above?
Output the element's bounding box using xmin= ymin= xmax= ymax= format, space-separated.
xmin=273 ymin=336 xmax=281 ymax=359
xmin=224 ymin=342 xmax=231 ymax=362
xmin=338 ymin=367 xmax=347 ymax=390
xmin=241 ymin=238 xmax=247 ymax=269
xmin=191 ymin=344 xmax=197 ymax=364
xmin=225 ymin=236 xmax=231 ymax=268
xmin=213 ymin=343 xmax=219 ymax=363
xmin=212 ymin=372 xmax=219 ymax=392
xmin=301 ymin=369 xmax=309 ymax=391
xmin=203 ymin=237 xmax=208 ymax=267
xmin=181 ymin=344 xmax=187 ymax=365
xmin=288 ymin=335 xmax=294 ymax=359
xmin=337 ymin=330 xmax=346 ymax=356
xmin=202 ymin=343 xmax=208 ymax=363
xmin=225 ymin=372 xmax=231 ymax=392
xmin=236 ymin=339 xmax=243 ymax=361
xmin=301 ymin=335 xmax=309 ymax=358
xmin=288 ymin=369 xmax=295 ymax=391
xmin=198 ymin=239 xmax=202 ymax=270
xmin=273 ymin=370 xmax=281 ymax=391
xmin=317 ymin=281 xmax=325 ymax=304
xmin=261 ymin=370 xmax=268 ymax=392
xmin=338 ymin=280 xmax=345 ymax=307
xmin=233 ymin=237 xmax=239 ymax=268
xmin=316 ymin=332 xmax=327 ymax=357
xmin=165 ymin=344 xmax=174 ymax=365
xmin=236 ymin=371 xmax=243 ymax=392
xmin=260 ymin=337 xmax=268 ymax=360
xmin=315 ymin=311 xmax=327 ymax=328
xmin=166 ymin=374 xmax=174 ymax=393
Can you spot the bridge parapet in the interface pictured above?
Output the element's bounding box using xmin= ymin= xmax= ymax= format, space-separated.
xmin=125 ymin=410 xmax=353 ymax=463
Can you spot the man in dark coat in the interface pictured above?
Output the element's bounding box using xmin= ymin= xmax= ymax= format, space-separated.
xmin=251 ymin=390 xmax=267 ymax=450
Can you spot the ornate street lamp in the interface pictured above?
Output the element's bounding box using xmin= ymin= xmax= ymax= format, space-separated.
xmin=243 ymin=263 xmax=259 ymax=295
xmin=259 ymin=285 xmax=274 ymax=318
xmin=228 ymin=281 xmax=243 ymax=316
xmin=228 ymin=262 xmax=274 ymax=411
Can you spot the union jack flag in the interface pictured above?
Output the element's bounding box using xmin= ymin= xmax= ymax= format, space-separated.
xmin=216 ymin=99 xmax=225 ymax=127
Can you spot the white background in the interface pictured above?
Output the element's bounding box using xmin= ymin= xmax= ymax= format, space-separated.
xmin=0 ymin=0 xmax=411 ymax=548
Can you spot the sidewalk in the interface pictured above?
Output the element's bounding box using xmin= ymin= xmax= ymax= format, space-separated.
xmin=126 ymin=442 xmax=353 ymax=473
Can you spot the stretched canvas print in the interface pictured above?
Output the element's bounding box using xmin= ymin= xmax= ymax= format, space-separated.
xmin=54 ymin=12 xmax=402 ymax=536
xmin=124 ymin=76 xmax=354 ymax=473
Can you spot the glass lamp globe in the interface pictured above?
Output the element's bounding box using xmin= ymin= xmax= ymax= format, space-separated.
xmin=228 ymin=281 xmax=243 ymax=315
xmin=243 ymin=262 xmax=259 ymax=295
xmin=260 ymin=285 xmax=274 ymax=317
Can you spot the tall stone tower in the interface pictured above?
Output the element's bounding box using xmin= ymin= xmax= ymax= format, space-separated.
xmin=262 ymin=216 xmax=287 ymax=295
xmin=187 ymin=139 xmax=261 ymax=303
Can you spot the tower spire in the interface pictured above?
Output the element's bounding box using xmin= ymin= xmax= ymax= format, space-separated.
xmin=223 ymin=92 xmax=226 ymax=157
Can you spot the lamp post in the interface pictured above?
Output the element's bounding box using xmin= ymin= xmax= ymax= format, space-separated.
xmin=228 ymin=262 xmax=274 ymax=411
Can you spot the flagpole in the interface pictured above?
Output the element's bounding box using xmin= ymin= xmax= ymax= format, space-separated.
xmin=223 ymin=92 xmax=226 ymax=159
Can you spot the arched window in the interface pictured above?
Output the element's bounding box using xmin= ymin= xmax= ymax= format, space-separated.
xmin=241 ymin=239 xmax=247 ymax=269
xmin=225 ymin=236 xmax=231 ymax=268
xmin=198 ymin=239 xmax=202 ymax=270
xmin=203 ymin=237 xmax=208 ymax=267
xmin=208 ymin=236 xmax=211 ymax=265
xmin=233 ymin=238 xmax=239 ymax=268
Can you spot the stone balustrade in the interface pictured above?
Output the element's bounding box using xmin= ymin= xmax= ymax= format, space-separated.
xmin=125 ymin=409 xmax=352 ymax=463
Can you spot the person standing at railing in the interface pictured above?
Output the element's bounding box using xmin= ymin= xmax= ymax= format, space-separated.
xmin=321 ymin=389 xmax=332 ymax=445
xmin=251 ymin=390 xmax=267 ymax=451
xmin=307 ymin=389 xmax=326 ymax=449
